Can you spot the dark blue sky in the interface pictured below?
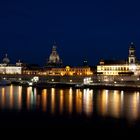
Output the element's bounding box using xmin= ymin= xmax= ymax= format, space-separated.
xmin=0 ymin=0 xmax=140 ymax=66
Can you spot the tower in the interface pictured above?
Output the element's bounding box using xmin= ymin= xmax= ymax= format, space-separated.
xmin=16 ymin=60 xmax=22 ymax=66
xmin=83 ymin=58 xmax=88 ymax=67
xmin=128 ymin=42 xmax=136 ymax=64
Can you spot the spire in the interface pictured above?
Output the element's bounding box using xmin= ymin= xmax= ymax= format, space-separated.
xmin=5 ymin=53 xmax=8 ymax=58
xmin=131 ymin=42 xmax=134 ymax=45
xmin=16 ymin=59 xmax=22 ymax=66
xmin=53 ymin=40 xmax=57 ymax=46
xmin=18 ymin=59 xmax=21 ymax=63
xmin=129 ymin=42 xmax=135 ymax=50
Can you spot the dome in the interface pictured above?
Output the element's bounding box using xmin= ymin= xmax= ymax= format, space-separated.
xmin=48 ymin=45 xmax=60 ymax=63
xmin=49 ymin=54 xmax=60 ymax=63
xmin=3 ymin=54 xmax=10 ymax=64
xmin=66 ymin=66 xmax=70 ymax=71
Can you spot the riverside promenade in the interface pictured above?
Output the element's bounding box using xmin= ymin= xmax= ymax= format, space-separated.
xmin=1 ymin=74 xmax=140 ymax=91
xmin=32 ymin=81 xmax=140 ymax=91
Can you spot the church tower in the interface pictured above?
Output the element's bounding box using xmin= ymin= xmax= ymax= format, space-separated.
xmin=128 ymin=42 xmax=136 ymax=64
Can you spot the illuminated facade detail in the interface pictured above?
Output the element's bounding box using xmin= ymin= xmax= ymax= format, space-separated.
xmin=23 ymin=69 xmax=42 ymax=75
xmin=83 ymin=77 xmax=92 ymax=84
xmin=0 ymin=54 xmax=22 ymax=74
xmin=47 ymin=44 xmax=63 ymax=67
xmin=48 ymin=66 xmax=93 ymax=76
xmin=0 ymin=66 xmax=22 ymax=74
xmin=97 ymin=43 xmax=140 ymax=76
xmin=22 ymin=66 xmax=93 ymax=76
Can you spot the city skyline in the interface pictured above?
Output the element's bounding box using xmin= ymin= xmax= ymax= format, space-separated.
xmin=1 ymin=42 xmax=139 ymax=66
xmin=0 ymin=42 xmax=138 ymax=66
xmin=1 ymin=0 xmax=140 ymax=133
xmin=0 ymin=0 xmax=140 ymax=65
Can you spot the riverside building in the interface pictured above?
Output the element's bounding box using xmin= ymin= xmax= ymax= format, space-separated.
xmin=97 ymin=42 xmax=140 ymax=76
xmin=46 ymin=66 xmax=93 ymax=76
xmin=23 ymin=44 xmax=93 ymax=76
xmin=23 ymin=65 xmax=93 ymax=76
xmin=0 ymin=54 xmax=22 ymax=74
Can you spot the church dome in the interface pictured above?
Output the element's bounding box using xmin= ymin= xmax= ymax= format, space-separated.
xmin=48 ymin=45 xmax=60 ymax=63
xmin=3 ymin=54 xmax=10 ymax=64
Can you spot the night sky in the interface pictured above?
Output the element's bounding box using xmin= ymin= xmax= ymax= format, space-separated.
xmin=0 ymin=0 xmax=140 ymax=66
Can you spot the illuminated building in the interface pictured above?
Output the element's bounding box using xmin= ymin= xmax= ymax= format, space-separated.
xmin=0 ymin=54 xmax=22 ymax=74
xmin=46 ymin=44 xmax=63 ymax=67
xmin=47 ymin=66 xmax=93 ymax=76
xmin=22 ymin=66 xmax=93 ymax=76
xmin=97 ymin=42 xmax=140 ymax=76
xmin=22 ymin=43 xmax=93 ymax=76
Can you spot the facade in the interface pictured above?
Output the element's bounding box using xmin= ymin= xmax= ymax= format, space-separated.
xmin=47 ymin=66 xmax=93 ymax=76
xmin=0 ymin=65 xmax=22 ymax=74
xmin=23 ymin=66 xmax=93 ymax=76
xmin=97 ymin=42 xmax=140 ymax=76
xmin=0 ymin=54 xmax=22 ymax=74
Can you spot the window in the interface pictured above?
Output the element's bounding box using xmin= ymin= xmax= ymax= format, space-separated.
xmin=131 ymin=59 xmax=134 ymax=63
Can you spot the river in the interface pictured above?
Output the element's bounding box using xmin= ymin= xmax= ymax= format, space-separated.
xmin=0 ymin=85 xmax=140 ymax=129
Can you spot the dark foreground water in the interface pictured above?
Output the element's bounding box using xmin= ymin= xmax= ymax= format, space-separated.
xmin=0 ymin=85 xmax=140 ymax=132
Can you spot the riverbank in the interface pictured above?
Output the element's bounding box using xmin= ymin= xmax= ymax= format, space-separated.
xmin=1 ymin=79 xmax=140 ymax=91
xmin=31 ymin=81 xmax=140 ymax=91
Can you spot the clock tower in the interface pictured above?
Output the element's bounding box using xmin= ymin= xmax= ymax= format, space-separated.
xmin=128 ymin=42 xmax=136 ymax=64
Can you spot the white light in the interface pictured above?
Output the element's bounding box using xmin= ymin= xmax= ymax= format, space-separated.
xmin=129 ymin=64 xmax=136 ymax=72
xmin=28 ymin=82 xmax=33 ymax=86
xmin=83 ymin=77 xmax=92 ymax=84
xmin=70 ymin=80 xmax=72 ymax=82
xmin=52 ymin=79 xmax=54 ymax=82
xmin=32 ymin=76 xmax=39 ymax=82
xmin=114 ymin=81 xmax=117 ymax=84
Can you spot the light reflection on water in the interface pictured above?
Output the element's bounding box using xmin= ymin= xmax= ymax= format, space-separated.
xmin=0 ymin=86 xmax=140 ymax=122
xmin=83 ymin=89 xmax=93 ymax=116
xmin=0 ymin=85 xmax=22 ymax=110
xmin=97 ymin=90 xmax=140 ymax=121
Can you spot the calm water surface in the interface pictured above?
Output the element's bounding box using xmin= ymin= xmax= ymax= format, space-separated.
xmin=0 ymin=85 xmax=140 ymax=129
